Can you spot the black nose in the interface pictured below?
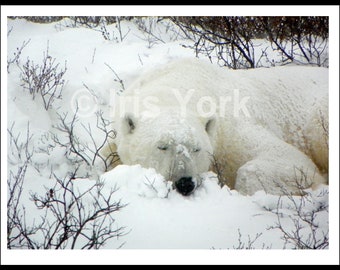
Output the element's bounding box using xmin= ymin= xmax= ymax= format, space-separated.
xmin=175 ymin=177 xmax=195 ymax=196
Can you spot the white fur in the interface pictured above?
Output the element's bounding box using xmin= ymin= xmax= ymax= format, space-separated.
xmin=110 ymin=58 xmax=328 ymax=195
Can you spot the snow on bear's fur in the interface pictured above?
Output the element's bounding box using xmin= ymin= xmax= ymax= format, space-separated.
xmin=106 ymin=58 xmax=328 ymax=196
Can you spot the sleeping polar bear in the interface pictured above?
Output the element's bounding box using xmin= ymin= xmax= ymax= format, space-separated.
xmin=106 ymin=58 xmax=328 ymax=196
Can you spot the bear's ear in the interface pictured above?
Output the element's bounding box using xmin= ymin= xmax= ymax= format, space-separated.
xmin=205 ymin=117 xmax=216 ymax=136
xmin=122 ymin=113 xmax=136 ymax=134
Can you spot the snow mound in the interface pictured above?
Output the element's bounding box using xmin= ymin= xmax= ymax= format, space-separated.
xmin=93 ymin=166 xmax=287 ymax=249
xmin=100 ymin=164 xmax=172 ymax=198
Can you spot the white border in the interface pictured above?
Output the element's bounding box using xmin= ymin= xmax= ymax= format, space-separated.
xmin=1 ymin=5 xmax=339 ymax=265
xmin=1 ymin=4 xmax=338 ymax=16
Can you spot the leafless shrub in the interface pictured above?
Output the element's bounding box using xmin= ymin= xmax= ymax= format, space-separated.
xmin=297 ymin=34 xmax=328 ymax=67
xmin=134 ymin=17 xmax=167 ymax=48
xmin=55 ymin=16 xmax=130 ymax=42
xmin=99 ymin=21 xmax=130 ymax=42
xmin=7 ymin=122 xmax=34 ymax=170
xmin=20 ymin=44 xmax=67 ymax=110
xmin=63 ymin=16 xmax=132 ymax=28
xmin=171 ymin=16 xmax=328 ymax=69
xmin=171 ymin=16 xmax=259 ymax=69
xmin=7 ymin=123 xmax=34 ymax=249
xmin=232 ymin=229 xmax=268 ymax=249
xmin=133 ymin=17 xmax=183 ymax=49
xmin=29 ymin=172 xmax=127 ymax=249
xmin=7 ymin=39 xmax=31 ymax=73
xmin=51 ymin=107 xmax=119 ymax=172
xmin=7 ymin=25 xmax=13 ymax=36
xmin=268 ymin=190 xmax=329 ymax=249
xmin=209 ymin=154 xmax=233 ymax=190
xmin=82 ymin=111 xmax=121 ymax=170
xmin=69 ymin=16 xmax=103 ymax=28
xmin=8 ymin=166 xmax=127 ymax=249
xmin=144 ymin=176 xmax=171 ymax=198
xmin=8 ymin=16 xmax=65 ymax=23
xmin=260 ymin=17 xmax=329 ymax=67
xmin=211 ymin=229 xmax=271 ymax=250
xmin=272 ymin=167 xmax=317 ymax=197
xmin=7 ymin=120 xmax=126 ymax=249
xmin=105 ymin=62 xmax=125 ymax=93
xmin=114 ymin=16 xmax=131 ymax=42
xmin=267 ymin=173 xmax=329 ymax=249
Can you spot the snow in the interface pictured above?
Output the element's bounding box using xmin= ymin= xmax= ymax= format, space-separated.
xmin=2 ymin=15 xmax=339 ymax=265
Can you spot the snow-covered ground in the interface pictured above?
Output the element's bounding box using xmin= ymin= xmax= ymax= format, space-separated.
xmin=2 ymin=14 xmax=339 ymax=265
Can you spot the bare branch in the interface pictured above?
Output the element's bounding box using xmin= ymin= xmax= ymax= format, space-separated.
xmin=7 ymin=39 xmax=31 ymax=73
xmin=267 ymin=183 xmax=329 ymax=249
xmin=104 ymin=62 xmax=125 ymax=92
xmin=20 ymin=42 xmax=67 ymax=110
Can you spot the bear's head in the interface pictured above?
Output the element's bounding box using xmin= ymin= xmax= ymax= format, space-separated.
xmin=116 ymin=110 xmax=216 ymax=195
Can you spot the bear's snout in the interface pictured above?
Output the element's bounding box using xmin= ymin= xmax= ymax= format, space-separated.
xmin=175 ymin=177 xmax=195 ymax=196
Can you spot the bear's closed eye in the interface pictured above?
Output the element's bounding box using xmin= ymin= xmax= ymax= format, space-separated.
xmin=158 ymin=145 xmax=168 ymax=151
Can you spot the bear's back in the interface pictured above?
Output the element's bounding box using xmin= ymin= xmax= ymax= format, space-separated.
xmin=121 ymin=58 xmax=328 ymax=148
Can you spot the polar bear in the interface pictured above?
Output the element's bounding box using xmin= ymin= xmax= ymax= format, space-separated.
xmin=106 ymin=58 xmax=328 ymax=196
